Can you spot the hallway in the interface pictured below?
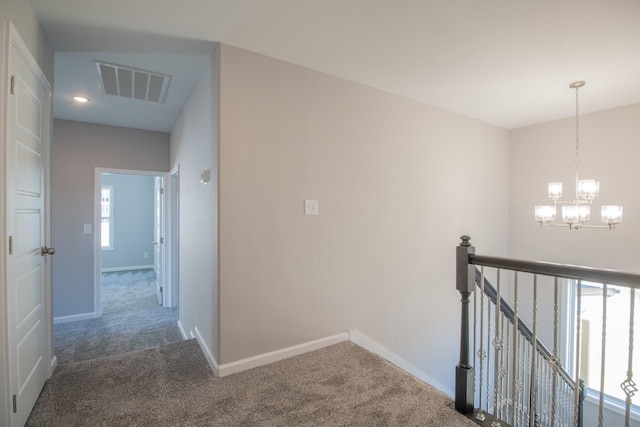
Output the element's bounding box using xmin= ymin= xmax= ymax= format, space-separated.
xmin=52 ymin=269 xmax=181 ymax=365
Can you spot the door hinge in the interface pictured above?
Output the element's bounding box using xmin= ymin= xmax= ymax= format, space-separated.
xmin=8 ymin=236 xmax=13 ymax=255
xmin=10 ymin=75 xmax=15 ymax=95
xmin=12 ymin=394 xmax=16 ymax=413
xmin=160 ymin=187 xmax=164 ymax=194
xmin=160 ymin=286 xmax=163 ymax=293
xmin=160 ymin=237 xmax=164 ymax=244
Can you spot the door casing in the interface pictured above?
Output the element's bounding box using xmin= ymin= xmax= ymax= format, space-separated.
xmin=154 ymin=176 xmax=164 ymax=305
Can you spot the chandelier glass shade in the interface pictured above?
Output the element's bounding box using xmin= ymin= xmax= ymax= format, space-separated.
xmin=534 ymin=81 xmax=623 ymax=230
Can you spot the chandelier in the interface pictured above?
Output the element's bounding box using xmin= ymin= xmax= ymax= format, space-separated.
xmin=534 ymin=81 xmax=623 ymax=230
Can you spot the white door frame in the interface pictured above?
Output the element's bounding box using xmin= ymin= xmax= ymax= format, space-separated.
xmin=167 ymin=165 xmax=180 ymax=309
xmin=93 ymin=167 xmax=175 ymax=315
xmin=1 ymin=22 xmax=10 ymax=425
xmin=153 ymin=176 xmax=164 ymax=305
xmin=1 ymin=22 xmax=53 ymax=427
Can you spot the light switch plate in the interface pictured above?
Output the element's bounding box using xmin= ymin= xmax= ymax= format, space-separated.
xmin=304 ymin=199 xmax=318 ymax=215
xmin=83 ymin=224 xmax=92 ymax=234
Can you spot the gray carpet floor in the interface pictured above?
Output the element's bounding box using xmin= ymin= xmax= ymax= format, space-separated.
xmin=27 ymin=269 xmax=476 ymax=426
xmin=27 ymin=339 xmax=476 ymax=426
xmin=53 ymin=269 xmax=182 ymax=365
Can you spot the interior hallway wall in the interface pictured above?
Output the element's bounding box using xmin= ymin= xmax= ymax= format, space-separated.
xmin=51 ymin=119 xmax=169 ymax=319
xmin=170 ymin=46 xmax=220 ymax=363
xmin=218 ymin=45 xmax=510 ymax=394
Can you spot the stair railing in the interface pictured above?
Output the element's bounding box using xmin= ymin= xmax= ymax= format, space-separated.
xmin=455 ymin=235 xmax=640 ymax=427
xmin=473 ymin=266 xmax=583 ymax=426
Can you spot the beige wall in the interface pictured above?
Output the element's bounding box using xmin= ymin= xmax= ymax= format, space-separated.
xmin=218 ymin=45 xmax=509 ymax=393
xmin=0 ymin=0 xmax=54 ymax=81
xmin=51 ymin=120 xmax=169 ymax=318
xmin=170 ymin=47 xmax=220 ymax=362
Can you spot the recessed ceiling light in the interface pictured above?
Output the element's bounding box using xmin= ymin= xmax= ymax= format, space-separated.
xmin=73 ymin=96 xmax=89 ymax=103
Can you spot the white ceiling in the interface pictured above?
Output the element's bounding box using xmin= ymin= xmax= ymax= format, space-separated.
xmin=33 ymin=0 xmax=640 ymax=132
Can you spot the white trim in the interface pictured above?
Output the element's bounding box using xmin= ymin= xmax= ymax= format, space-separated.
xmin=349 ymin=329 xmax=454 ymax=398
xmin=153 ymin=175 xmax=166 ymax=307
xmin=93 ymin=169 xmax=102 ymax=316
xmin=50 ymin=355 xmax=57 ymax=373
xmin=100 ymin=265 xmax=154 ymax=273
xmin=1 ymin=21 xmax=10 ymax=427
xmin=217 ymin=332 xmax=349 ymax=378
xmin=177 ymin=320 xmax=188 ymax=340
xmin=165 ymin=166 xmax=179 ymax=309
xmin=193 ymin=326 xmax=220 ymax=376
xmin=584 ymin=389 xmax=640 ymax=424
xmin=53 ymin=312 xmax=96 ymax=324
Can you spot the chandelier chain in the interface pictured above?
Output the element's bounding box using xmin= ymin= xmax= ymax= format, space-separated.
xmin=575 ymin=85 xmax=580 ymax=165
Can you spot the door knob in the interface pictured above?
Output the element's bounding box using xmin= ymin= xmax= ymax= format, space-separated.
xmin=41 ymin=246 xmax=56 ymax=256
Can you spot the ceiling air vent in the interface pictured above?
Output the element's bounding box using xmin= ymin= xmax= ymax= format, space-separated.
xmin=95 ymin=61 xmax=171 ymax=103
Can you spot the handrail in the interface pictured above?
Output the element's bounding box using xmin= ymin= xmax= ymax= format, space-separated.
xmin=469 ymin=254 xmax=640 ymax=289
xmin=455 ymin=235 xmax=616 ymax=425
xmin=475 ymin=269 xmax=575 ymax=387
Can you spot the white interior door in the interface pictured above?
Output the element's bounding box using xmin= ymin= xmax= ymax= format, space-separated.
xmin=6 ymin=26 xmax=52 ymax=426
xmin=154 ymin=177 xmax=164 ymax=305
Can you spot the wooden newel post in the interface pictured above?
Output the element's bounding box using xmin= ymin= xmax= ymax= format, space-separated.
xmin=455 ymin=235 xmax=475 ymax=414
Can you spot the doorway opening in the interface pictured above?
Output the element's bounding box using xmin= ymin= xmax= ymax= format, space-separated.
xmin=94 ymin=167 xmax=176 ymax=316
xmin=51 ymin=167 xmax=181 ymax=366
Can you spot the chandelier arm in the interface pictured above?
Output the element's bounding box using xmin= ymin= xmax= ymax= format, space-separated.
xmin=575 ymin=224 xmax=613 ymax=230
xmin=538 ymin=223 xmax=613 ymax=230
xmin=553 ymin=200 xmax=585 ymax=205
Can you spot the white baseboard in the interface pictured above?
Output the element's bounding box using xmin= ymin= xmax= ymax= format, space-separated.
xmin=217 ymin=332 xmax=350 ymax=378
xmin=177 ymin=320 xmax=188 ymax=340
xmin=193 ymin=326 xmax=220 ymax=376
xmin=50 ymin=355 xmax=57 ymax=376
xmin=349 ymin=329 xmax=454 ymax=398
xmin=100 ymin=265 xmax=154 ymax=273
xmin=185 ymin=329 xmax=451 ymax=397
xmin=53 ymin=312 xmax=96 ymax=324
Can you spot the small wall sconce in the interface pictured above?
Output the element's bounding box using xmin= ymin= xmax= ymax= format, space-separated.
xmin=200 ymin=169 xmax=210 ymax=185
